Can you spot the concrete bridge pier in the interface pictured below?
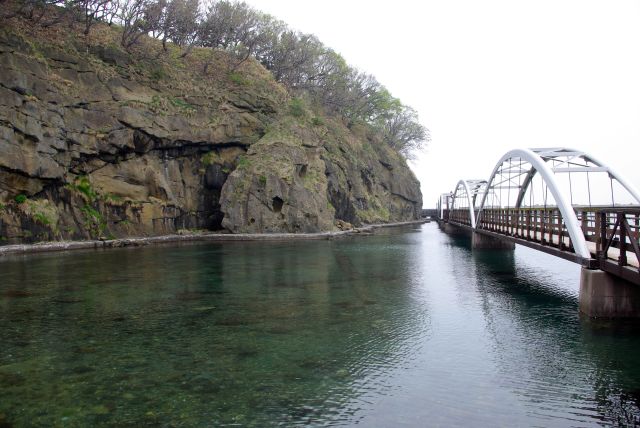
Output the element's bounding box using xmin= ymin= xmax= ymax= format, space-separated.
xmin=443 ymin=223 xmax=467 ymax=235
xmin=472 ymin=232 xmax=515 ymax=250
xmin=579 ymin=268 xmax=640 ymax=318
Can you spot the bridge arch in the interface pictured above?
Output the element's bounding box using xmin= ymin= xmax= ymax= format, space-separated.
xmin=437 ymin=193 xmax=452 ymax=220
xmin=476 ymin=148 xmax=640 ymax=259
xmin=451 ymin=180 xmax=476 ymax=227
xmin=451 ymin=180 xmax=489 ymax=228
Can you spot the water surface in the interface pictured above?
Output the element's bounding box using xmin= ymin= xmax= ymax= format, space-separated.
xmin=1 ymin=224 xmax=640 ymax=426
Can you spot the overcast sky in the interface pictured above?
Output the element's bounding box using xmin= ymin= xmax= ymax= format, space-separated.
xmin=245 ymin=0 xmax=640 ymax=208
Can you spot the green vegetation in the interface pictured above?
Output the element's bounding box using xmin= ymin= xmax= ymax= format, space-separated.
xmin=32 ymin=211 xmax=51 ymax=226
xmin=258 ymin=175 xmax=267 ymax=186
xmin=358 ymin=204 xmax=391 ymax=224
xmin=17 ymin=199 xmax=61 ymax=234
xmin=148 ymin=95 xmax=196 ymax=115
xmin=104 ymin=193 xmax=123 ymax=203
xmin=228 ymin=71 xmax=249 ymax=86
xmin=202 ymin=151 xmax=222 ymax=166
xmin=301 ymin=167 xmax=323 ymax=192
xmin=73 ymin=176 xmax=98 ymax=201
xmin=149 ymin=65 xmax=167 ymax=81
xmin=65 ymin=176 xmax=109 ymax=236
xmin=14 ymin=194 xmax=27 ymax=204
xmin=81 ymin=204 xmax=106 ymax=238
xmin=289 ymin=98 xmax=306 ymax=119
xmin=168 ymin=96 xmax=195 ymax=112
xmin=149 ymin=95 xmax=169 ymax=115
xmin=237 ymin=155 xmax=250 ymax=169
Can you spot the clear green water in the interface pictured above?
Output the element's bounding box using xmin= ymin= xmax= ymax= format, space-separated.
xmin=1 ymin=224 xmax=640 ymax=427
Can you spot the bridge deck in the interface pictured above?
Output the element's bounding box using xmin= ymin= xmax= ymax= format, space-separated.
xmin=519 ymin=228 xmax=639 ymax=269
xmin=446 ymin=218 xmax=640 ymax=285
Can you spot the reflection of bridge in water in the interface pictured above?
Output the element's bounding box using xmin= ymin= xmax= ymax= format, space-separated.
xmin=435 ymin=148 xmax=640 ymax=318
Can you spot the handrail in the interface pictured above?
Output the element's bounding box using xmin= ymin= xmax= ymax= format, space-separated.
xmin=596 ymin=209 xmax=640 ymax=275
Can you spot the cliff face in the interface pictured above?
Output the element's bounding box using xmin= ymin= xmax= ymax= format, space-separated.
xmin=0 ymin=25 xmax=422 ymax=244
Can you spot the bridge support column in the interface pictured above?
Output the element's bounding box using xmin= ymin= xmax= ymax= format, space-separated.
xmin=579 ymin=268 xmax=640 ymax=318
xmin=443 ymin=223 xmax=466 ymax=235
xmin=472 ymin=232 xmax=515 ymax=250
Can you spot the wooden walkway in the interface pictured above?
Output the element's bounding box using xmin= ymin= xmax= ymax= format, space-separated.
xmin=443 ymin=207 xmax=640 ymax=285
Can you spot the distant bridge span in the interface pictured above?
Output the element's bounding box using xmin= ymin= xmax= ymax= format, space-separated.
xmin=436 ymin=148 xmax=640 ymax=318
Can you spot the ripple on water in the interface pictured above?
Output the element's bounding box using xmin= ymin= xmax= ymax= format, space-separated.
xmin=0 ymin=225 xmax=639 ymax=426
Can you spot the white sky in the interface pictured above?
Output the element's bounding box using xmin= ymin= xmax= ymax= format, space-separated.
xmin=245 ymin=0 xmax=640 ymax=208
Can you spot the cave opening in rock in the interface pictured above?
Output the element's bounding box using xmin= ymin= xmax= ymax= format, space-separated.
xmin=272 ymin=196 xmax=284 ymax=213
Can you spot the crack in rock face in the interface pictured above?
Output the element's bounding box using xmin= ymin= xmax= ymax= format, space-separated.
xmin=0 ymin=27 xmax=422 ymax=244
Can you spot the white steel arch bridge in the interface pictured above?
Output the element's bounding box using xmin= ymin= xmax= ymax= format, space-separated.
xmin=436 ymin=148 xmax=640 ymax=289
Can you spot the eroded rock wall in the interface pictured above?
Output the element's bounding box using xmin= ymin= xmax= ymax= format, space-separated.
xmin=0 ymin=26 xmax=422 ymax=244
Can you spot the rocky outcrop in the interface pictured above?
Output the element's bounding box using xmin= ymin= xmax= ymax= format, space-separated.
xmin=220 ymin=119 xmax=422 ymax=233
xmin=0 ymin=24 xmax=421 ymax=244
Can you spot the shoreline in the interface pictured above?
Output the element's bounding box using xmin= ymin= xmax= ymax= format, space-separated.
xmin=0 ymin=220 xmax=428 ymax=257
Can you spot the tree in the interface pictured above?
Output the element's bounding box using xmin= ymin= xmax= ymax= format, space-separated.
xmin=259 ymin=31 xmax=324 ymax=89
xmin=115 ymin=0 xmax=162 ymax=49
xmin=159 ymin=0 xmax=199 ymax=55
xmin=199 ymin=1 xmax=268 ymax=71
xmin=71 ymin=0 xmax=118 ymax=35
xmin=380 ymin=106 xmax=430 ymax=157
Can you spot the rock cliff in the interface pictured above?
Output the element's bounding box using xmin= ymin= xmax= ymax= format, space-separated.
xmin=0 ymin=23 xmax=422 ymax=244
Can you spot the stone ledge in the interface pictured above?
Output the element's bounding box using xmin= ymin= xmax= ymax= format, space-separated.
xmin=0 ymin=220 xmax=427 ymax=256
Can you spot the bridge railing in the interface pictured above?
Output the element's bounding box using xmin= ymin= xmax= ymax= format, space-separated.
xmin=587 ymin=208 xmax=640 ymax=282
xmin=448 ymin=209 xmax=472 ymax=226
xmin=477 ymin=208 xmax=572 ymax=250
xmin=576 ymin=208 xmax=639 ymax=247
xmin=469 ymin=208 xmax=639 ymax=251
xmin=470 ymin=207 xmax=639 ymax=273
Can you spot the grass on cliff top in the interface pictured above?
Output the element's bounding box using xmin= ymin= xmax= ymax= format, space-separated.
xmin=3 ymin=12 xmax=287 ymax=108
